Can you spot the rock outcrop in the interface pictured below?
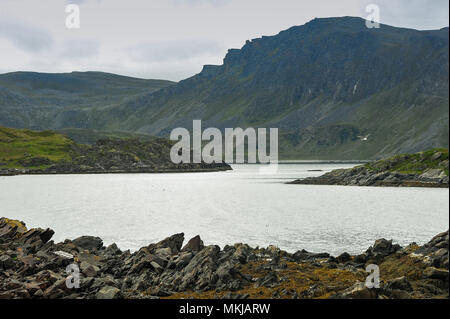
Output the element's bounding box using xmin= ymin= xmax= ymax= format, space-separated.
xmin=0 ymin=217 xmax=448 ymax=299
xmin=0 ymin=135 xmax=231 ymax=176
xmin=289 ymin=149 xmax=449 ymax=188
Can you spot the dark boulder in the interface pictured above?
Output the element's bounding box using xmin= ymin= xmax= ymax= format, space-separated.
xmin=365 ymin=238 xmax=401 ymax=262
xmin=337 ymin=252 xmax=351 ymax=263
xmin=72 ymin=236 xmax=104 ymax=251
xmin=181 ymin=235 xmax=204 ymax=252
xmin=292 ymin=249 xmax=330 ymax=262
xmin=148 ymin=233 xmax=184 ymax=255
xmin=386 ymin=276 xmax=412 ymax=291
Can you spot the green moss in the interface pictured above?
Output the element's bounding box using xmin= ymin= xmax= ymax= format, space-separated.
xmin=365 ymin=148 xmax=449 ymax=176
xmin=0 ymin=126 xmax=73 ymax=169
xmin=163 ymin=260 xmax=365 ymax=300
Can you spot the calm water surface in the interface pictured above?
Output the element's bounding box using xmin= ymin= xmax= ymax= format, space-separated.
xmin=0 ymin=163 xmax=448 ymax=255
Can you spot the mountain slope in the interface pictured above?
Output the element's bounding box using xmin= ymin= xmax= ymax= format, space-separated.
xmin=105 ymin=17 xmax=448 ymax=159
xmin=0 ymin=71 xmax=175 ymax=130
xmin=0 ymin=17 xmax=448 ymax=159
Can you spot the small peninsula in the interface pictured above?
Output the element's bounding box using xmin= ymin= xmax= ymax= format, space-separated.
xmin=289 ymin=149 xmax=449 ymax=188
xmin=0 ymin=126 xmax=231 ymax=176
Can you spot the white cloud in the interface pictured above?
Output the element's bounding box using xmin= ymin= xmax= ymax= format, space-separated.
xmin=0 ymin=19 xmax=53 ymax=52
xmin=128 ymin=40 xmax=225 ymax=62
xmin=0 ymin=0 xmax=448 ymax=81
xmin=59 ymin=38 xmax=100 ymax=59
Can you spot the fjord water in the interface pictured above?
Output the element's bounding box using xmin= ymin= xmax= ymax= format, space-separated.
xmin=0 ymin=164 xmax=448 ymax=255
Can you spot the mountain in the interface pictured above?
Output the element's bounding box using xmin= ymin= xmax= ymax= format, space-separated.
xmin=0 ymin=71 xmax=175 ymax=130
xmin=0 ymin=17 xmax=448 ymax=159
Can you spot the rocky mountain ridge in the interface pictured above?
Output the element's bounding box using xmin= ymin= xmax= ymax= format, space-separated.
xmin=1 ymin=17 xmax=448 ymax=159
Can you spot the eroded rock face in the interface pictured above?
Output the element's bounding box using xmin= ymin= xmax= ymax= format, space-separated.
xmin=0 ymin=218 xmax=448 ymax=299
xmin=181 ymin=235 xmax=204 ymax=253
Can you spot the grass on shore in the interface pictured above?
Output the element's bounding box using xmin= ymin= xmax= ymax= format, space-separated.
xmin=0 ymin=126 xmax=73 ymax=169
xmin=365 ymin=148 xmax=449 ymax=176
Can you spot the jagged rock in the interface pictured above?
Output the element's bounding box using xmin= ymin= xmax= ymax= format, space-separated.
xmin=12 ymin=289 xmax=31 ymax=299
xmin=354 ymin=253 xmax=368 ymax=264
xmin=232 ymin=244 xmax=254 ymax=264
xmin=127 ymin=252 xmax=166 ymax=275
xmin=1 ymin=217 xmax=448 ymax=299
xmin=289 ymin=150 xmax=449 ymax=188
xmin=336 ymin=282 xmax=378 ymax=299
xmin=0 ymin=291 xmax=14 ymax=299
xmin=292 ymin=249 xmax=330 ymax=262
xmin=181 ymin=235 xmax=204 ymax=252
xmin=21 ymin=228 xmax=54 ymax=246
xmin=96 ymin=286 xmax=121 ymax=299
xmin=173 ymin=245 xmax=220 ymax=291
xmin=172 ymin=252 xmax=193 ymax=270
xmin=256 ymin=272 xmax=279 ymax=288
xmin=43 ymin=278 xmax=67 ymax=298
xmin=415 ymin=230 xmax=449 ymax=269
xmin=420 ymin=169 xmax=446 ymax=180
xmin=148 ymin=233 xmax=184 ymax=255
xmin=5 ymin=279 xmax=22 ymax=290
xmin=365 ymin=238 xmax=401 ymax=262
xmin=387 ymin=276 xmax=412 ymax=291
xmin=72 ymin=236 xmax=103 ymax=251
xmin=390 ymin=290 xmax=412 ymax=299
xmin=153 ymin=287 xmax=173 ymax=297
xmin=80 ymin=261 xmax=100 ymax=277
xmin=215 ymin=261 xmax=235 ymax=285
xmin=337 ymin=252 xmax=351 ymax=263
xmin=0 ymin=255 xmax=15 ymax=269
xmin=423 ymin=267 xmax=449 ymax=281
xmin=0 ymin=218 xmax=28 ymax=239
xmin=24 ymin=282 xmax=42 ymax=296
xmin=104 ymin=243 xmax=122 ymax=257
xmin=154 ymin=247 xmax=172 ymax=258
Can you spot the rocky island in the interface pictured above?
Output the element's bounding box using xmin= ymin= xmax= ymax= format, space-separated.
xmin=0 ymin=126 xmax=231 ymax=176
xmin=289 ymin=149 xmax=449 ymax=188
xmin=0 ymin=217 xmax=448 ymax=299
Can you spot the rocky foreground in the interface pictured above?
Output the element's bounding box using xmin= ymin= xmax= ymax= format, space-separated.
xmin=289 ymin=149 xmax=449 ymax=188
xmin=0 ymin=217 xmax=448 ymax=299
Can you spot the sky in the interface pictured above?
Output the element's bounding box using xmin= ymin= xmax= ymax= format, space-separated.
xmin=0 ymin=0 xmax=448 ymax=81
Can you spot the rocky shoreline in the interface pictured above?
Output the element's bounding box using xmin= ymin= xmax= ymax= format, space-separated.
xmin=0 ymin=137 xmax=231 ymax=176
xmin=0 ymin=217 xmax=448 ymax=299
xmin=0 ymin=165 xmax=231 ymax=177
xmin=288 ymin=166 xmax=449 ymax=188
xmin=289 ymin=149 xmax=449 ymax=188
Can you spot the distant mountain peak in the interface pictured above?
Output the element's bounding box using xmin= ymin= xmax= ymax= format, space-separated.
xmin=1 ymin=17 xmax=448 ymax=159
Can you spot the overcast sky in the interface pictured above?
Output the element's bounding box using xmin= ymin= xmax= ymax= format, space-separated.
xmin=0 ymin=0 xmax=448 ymax=81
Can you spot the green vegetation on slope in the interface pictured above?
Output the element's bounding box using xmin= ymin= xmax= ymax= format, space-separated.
xmin=0 ymin=71 xmax=175 ymax=130
xmin=55 ymin=128 xmax=155 ymax=145
xmin=364 ymin=148 xmax=449 ymax=176
xmin=0 ymin=126 xmax=230 ymax=174
xmin=0 ymin=18 xmax=448 ymax=159
xmin=0 ymin=126 xmax=72 ymax=169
